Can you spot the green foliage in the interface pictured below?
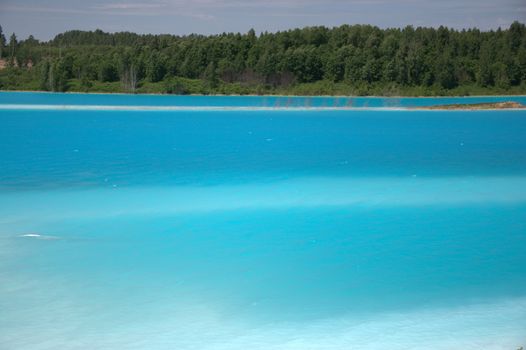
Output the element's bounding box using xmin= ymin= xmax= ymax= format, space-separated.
xmin=146 ymin=51 xmax=166 ymax=82
xmin=163 ymin=77 xmax=189 ymax=94
xmin=0 ymin=66 xmax=41 ymax=90
xmin=1 ymin=22 xmax=526 ymax=95
xmin=98 ymin=60 xmax=118 ymax=82
xmin=68 ymin=79 xmax=124 ymax=93
xmin=203 ymin=61 xmax=219 ymax=89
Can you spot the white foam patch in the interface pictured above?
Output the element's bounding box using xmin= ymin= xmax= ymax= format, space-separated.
xmin=19 ymin=233 xmax=59 ymax=240
xmin=20 ymin=233 xmax=40 ymax=237
xmin=1 ymin=176 xmax=526 ymax=223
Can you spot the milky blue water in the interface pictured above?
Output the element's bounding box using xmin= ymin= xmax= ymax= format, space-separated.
xmin=1 ymin=92 xmax=526 ymax=349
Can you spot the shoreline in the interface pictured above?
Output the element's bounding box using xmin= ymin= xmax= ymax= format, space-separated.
xmin=2 ymin=89 xmax=526 ymax=99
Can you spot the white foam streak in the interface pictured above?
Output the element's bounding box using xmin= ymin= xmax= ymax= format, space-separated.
xmin=0 ymin=103 xmax=406 ymax=111
xmin=20 ymin=233 xmax=40 ymax=237
xmin=2 ymin=104 xmax=524 ymax=112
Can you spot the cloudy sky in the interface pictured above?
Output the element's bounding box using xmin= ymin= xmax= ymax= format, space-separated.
xmin=0 ymin=0 xmax=525 ymax=41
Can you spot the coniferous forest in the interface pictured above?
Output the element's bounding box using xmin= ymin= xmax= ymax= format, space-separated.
xmin=0 ymin=22 xmax=525 ymax=96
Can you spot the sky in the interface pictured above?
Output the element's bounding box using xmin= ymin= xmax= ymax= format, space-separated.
xmin=0 ymin=0 xmax=525 ymax=41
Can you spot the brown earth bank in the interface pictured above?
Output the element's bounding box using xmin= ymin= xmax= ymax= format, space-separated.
xmin=420 ymin=101 xmax=525 ymax=110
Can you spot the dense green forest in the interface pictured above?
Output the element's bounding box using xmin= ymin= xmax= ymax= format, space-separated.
xmin=0 ymin=22 xmax=525 ymax=96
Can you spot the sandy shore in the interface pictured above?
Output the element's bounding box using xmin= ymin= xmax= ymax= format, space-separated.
xmin=419 ymin=101 xmax=525 ymax=110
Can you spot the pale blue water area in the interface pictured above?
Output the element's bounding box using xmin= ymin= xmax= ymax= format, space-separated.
xmin=1 ymin=92 xmax=526 ymax=349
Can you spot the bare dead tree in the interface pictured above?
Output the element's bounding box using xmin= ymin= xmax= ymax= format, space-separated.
xmin=122 ymin=64 xmax=138 ymax=92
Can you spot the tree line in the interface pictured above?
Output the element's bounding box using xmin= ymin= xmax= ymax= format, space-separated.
xmin=0 ymin=22 xmax=525 ymax=95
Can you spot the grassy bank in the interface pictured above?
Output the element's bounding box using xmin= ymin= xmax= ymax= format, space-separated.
xmin=1 ymin=67 xmax=526 ymax=97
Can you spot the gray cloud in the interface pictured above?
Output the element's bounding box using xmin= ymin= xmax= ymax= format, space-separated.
xmin=0 ymin=0 xmax=524 ymax=40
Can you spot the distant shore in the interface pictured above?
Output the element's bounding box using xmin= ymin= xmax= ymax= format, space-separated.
xmin=2 ymin=23 xmax=526 ymax=99
xmin=418 ymin=101 xmax=526 ymax=110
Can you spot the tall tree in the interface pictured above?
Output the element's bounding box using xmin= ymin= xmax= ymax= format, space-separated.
xmin=203 ymin=61 xmax=219 ymax=89
xmin=0 ymin=25 xmax=5 ymax=59
xmin=8 ymin=33 xmax=17 ymax=66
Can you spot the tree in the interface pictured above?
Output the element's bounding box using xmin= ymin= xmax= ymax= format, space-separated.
xmin=0 ymin=26 xmax=6 ymax=58
xmin=217 ymin=58 xmax=237 ymax=83
xmin=477 ymin=42 xmax=494 ymax=86
xmin=436 ymin=53 xmax=458 ymax=89
xmin=49 ymin=59 xmax=70 ymax=92
xmin=324 ymin=47 xmax=348 ymax=82
xmin=98 ymin=59 xmax=118 ymax=82
xmin=517 ymin=47 xmax=526 ymax=84
xmin=203 ymin=61 xmax=219 ymax=89
xmin=8 ymin=33 xmax=17 ymax=66
xmin=508 ymin=21 xmax=525 ymax=53
xmin=39 ymin=60 xmax=51 ymax=90
xmin=247 ymin=28 xmax=256 ymax=45
xmin=493 ymin=62 xmax=510 ymax=89
xmin=122 ymin=64 xmax=138 ymax=92
xmin=146 ymin=51 xmax=165 ymax=82
xmin=0 ymin=23 xmax=525 ymax=94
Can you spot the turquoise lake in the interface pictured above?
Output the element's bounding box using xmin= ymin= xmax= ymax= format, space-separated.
xmin=1 ymin=92 xmax=526 ymax=349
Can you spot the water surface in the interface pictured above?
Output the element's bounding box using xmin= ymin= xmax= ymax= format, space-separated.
xmin=1 ymin=92 xmax=525 ymax=349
